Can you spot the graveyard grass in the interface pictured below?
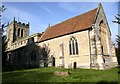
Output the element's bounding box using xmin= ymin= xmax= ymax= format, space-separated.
xmin=2 ymin=67 xmax=119 ymax=83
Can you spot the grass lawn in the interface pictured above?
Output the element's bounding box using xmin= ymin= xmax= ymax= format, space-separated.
xmin=2 ymin=67 xmax=119 ymax=83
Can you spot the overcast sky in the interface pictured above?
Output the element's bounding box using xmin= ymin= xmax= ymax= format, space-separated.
xmin=2 ymin=2 xmax=118 ymax=44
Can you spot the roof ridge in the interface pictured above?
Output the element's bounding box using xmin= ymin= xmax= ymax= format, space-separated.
xmin=49 ymin=8 xmax=97 ymax=29
xmin=38 ymin=7 xmax=98 ymax=42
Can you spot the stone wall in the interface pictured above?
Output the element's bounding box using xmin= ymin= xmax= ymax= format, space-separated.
xmin=6 ymin=43 xmax=45 ymax=68
xmin=39 ymin=30 xmax=91 ymax=69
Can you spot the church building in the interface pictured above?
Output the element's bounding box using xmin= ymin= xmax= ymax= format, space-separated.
xmin=37 ymin=3 xmax=118 ymax=69
xmin=5 ymin=3 xmax=118 ymax=70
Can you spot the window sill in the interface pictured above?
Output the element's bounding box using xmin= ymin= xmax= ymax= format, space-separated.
xmin=69 ymin=55 xmax=80 ymax=57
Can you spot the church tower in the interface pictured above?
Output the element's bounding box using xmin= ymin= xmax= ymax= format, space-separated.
xmin=6 ymin=17 xmax=29 ymax=50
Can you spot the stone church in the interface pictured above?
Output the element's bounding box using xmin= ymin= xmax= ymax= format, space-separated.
xmin=5 ymin=3 xmax=118 ymax=69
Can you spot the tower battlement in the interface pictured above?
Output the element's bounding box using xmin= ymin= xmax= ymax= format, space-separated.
xmin=6 ymin=17 xmax=30 ymax=45
xmin=16 ymin=21 xmax=29 ymax=27
xmin=8 ymin=18 xmax=30 ymax=29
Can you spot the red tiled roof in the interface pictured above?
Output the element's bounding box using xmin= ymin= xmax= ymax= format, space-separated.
xmin=38 ymin=8 xmax=98 ymax=42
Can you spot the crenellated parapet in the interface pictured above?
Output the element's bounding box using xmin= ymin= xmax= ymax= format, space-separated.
xmin=16 ymin=21 xmax=29 ymax=28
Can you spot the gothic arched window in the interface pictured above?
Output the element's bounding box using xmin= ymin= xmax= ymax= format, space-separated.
xmin=99 ymin=20 xmax=108 ymax=55
xmin=69 ymin=36 xmax=79 ymax=55
xmin=21 ymin=29 xmax=23 ymax=37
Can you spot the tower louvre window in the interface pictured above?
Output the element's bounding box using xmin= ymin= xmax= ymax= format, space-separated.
xmin=18 ymin=28 xmax=20 ymax=36
xmin=21 ymin=29 xmax=23 ymax=37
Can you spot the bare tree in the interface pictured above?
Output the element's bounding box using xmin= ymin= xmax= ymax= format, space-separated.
xmin=0 ymin=5 xmax=8 ymax=66
xmin=42 ymin=43 xmax=51 ymax=67
xmin=113 ymin=14 xmax=120 ymax=24
xmin=0 ymin=5 xmax=7 ymax=36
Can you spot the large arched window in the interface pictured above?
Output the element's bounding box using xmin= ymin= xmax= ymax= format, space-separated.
xmin=21 ymin=29 xmax=23 ymax=37
xmin=99 ymin=20 xmax=108 ymax=55
xmin=18 ymin=28 xmax=20 ymax=36
xmin=69 ymin=36 xmax=79 ymax=55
